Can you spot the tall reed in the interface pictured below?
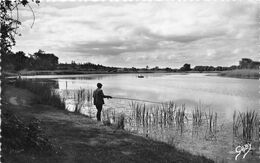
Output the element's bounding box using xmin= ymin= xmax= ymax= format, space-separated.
xmin=232 ymin=110 xmax=259 ymax=145
xmin=129 ymin=101 xmax=188 ymax=135
xmin=175 ymin=104 xmax=187 ymax=135
xmin=233 ymin=111 xmax=241 ymax=139
xmin=239 ymin=110 xmax=258 ymax=142
xmin=205 ymin=109 xmax=217 ymax=140
xmin=74 ymin=88 xmax=86 ymax=113
xmin=192 ymin=105 xmax=203 ymax=137
xmin=86 ymin=89 xmax=93 ymax=103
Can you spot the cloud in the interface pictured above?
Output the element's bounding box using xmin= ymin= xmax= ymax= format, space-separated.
xmin=13 ymin=1 xmax=259 ymax=68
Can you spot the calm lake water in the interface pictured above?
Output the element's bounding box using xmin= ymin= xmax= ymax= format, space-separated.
xmin=23 ymin=73 xmax=260 ymax=162
xmin=25 ymin=73 xmax=259 ymax=119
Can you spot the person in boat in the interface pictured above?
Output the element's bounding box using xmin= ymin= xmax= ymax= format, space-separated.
xmin=18 ymin=73 xmax=21 ymax=79
xmin=93 ymin=83 xmax=112 ymax=121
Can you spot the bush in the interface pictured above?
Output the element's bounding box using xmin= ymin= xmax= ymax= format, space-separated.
xmin=1 ymin=109 xmax=56 ymax=155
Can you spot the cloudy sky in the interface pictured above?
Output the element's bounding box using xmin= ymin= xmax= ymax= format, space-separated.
xmin=13 ymin=0 xmax=259 ymax=68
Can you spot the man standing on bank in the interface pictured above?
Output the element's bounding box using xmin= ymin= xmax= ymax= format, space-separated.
xmin=93 ymin=83 xmax=112 ymax=121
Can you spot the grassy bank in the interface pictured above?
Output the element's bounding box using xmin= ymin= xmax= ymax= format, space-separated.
xmin=1 ymin=83 xmax=63 ymax=162
xmin=1 ymin=108 xmax=59 ymax=159
xmin=218 ymin=69 xmax=259 ymax=79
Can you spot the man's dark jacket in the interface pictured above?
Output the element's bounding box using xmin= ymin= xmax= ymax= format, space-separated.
xmin=93 ymin=88 xmax=105 ymax=106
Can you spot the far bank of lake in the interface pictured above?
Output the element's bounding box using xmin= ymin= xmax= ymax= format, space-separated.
xmin=218 ymin=69 xmax=259 ymax=79
xmin=5 ymin=68 xmax=259 ymax=80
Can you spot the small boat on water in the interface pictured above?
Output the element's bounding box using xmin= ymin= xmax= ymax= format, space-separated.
xmin=137 ymin=75 xmax=144 ymax=78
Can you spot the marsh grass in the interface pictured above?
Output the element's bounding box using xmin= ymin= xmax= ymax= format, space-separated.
xmin=219 ymin=69 xmax=260 ymax=79
xmin=205 ymin=110 xmax=218 ymax=140
xmin=86 ymin=89 xmax=93 ymax=103
xmin=60 ymin=88 xmax=93 ymax=113
xmin=233 ymin=110 xmax=259 ymax=143
xmin=240 ymin=111 xmax=258 ymax=142
xmin=102 ymin=109 xmax=112 ymax=126
xmin=175 ymin=105 xmax=188 ymax=135
xmin=101 ymin=109 xmax=125 ymax=129
xmin=192 ymin=105 xmax=203 ymax=137
xmin=129 ymin=102 xmax=145 ymax=124
xmin=161 ymin=101 xmax=176 ymax=126
xmin=15 ymin=79 xmax=65 ymax=109
xmin=233 ymin=111 xmax=241 ymax=139
xmin=74 ymin=88 xmax=86 ymax=113
xmin=129 ymin=101 xmax=190 ymax=135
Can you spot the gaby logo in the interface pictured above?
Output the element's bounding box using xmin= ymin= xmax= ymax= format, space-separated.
xmin=235 ymin=143 xmax=251 ymax=160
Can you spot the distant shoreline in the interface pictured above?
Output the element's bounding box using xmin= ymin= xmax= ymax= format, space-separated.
xmin=4 ymin=69 xmax=259 ymax=80
xmin=3 ymin=70 xmax=219 ymax=77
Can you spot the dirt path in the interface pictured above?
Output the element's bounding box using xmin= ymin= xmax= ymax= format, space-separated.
xmin=3 ymin=85 xmax=213 ymax=163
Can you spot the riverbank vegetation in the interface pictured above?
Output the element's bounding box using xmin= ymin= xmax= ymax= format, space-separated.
xmin=123 ymin=102 xmax=220 ymax=140
xmin=218 ymin=69 xmax=259 ymax=79
xmin=14 ymin=79 xmax=65 ymax=109
xmin=100 ymin=100 xmax=259 ymax=161
xmin=233 ymin=110 xmax=259 ymax=143
xmin=57 ymin=84 xmax=259 ymax=147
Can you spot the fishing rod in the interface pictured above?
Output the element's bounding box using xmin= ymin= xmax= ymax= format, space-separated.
xmin=111 ymin=96 xmax=162 ymax=104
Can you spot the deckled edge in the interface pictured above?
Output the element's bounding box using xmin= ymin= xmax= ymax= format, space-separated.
xmin=7 ymin=0 xmax=254 ymax=2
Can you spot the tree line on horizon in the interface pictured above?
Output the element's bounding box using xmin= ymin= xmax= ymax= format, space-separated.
xmin=2 ymin=49 xmax=259 ymax=73
xmin=2 ymin=49 xmax=119 ymax=72
xmin=2 ymin=50 xmax=58 ymax=71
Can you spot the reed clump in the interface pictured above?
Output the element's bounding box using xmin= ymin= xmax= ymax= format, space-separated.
xmin=161 ymin=101 xmax=176 ymax=125
xmin=129 ymin=102 xmax=145 ymax=124
xmin=175 ymin=104 xmax=188 ymax=135
xmin=233 ymin=110 xmax=259 ymax=143
xmin=15 ymin=79 xmax=65 ymax=109
xmin=129 ymin=101 xmax=188 ymax=135
xmin=192 ymin=105 xmax=203 ymax=137
xmin=86 ymin=89 xmax=93 ymax=103
xmin=205 ymin=110 xmax=217 ymax=140
xmin=101 ymin=109 xmax=111 ymax=126
xmin=101 ymin=109 xmax=125 ymax=129
xmin=74 ymin=88 xmax=86 ymax=113
xmin=233 ymin=111 xmax=240 ymax=138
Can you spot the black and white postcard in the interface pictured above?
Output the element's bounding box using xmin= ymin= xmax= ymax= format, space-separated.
xmin=1 ymin=0 xmax=259 ymax=162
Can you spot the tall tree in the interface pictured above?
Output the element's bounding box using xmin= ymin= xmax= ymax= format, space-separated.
xmin=33 ymin=50 xmax=58 ymax=70
xmin=180 ymin=63 xmax=191 ymax=71
xmin=1 ymin=0 xmax=40 ymax=72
